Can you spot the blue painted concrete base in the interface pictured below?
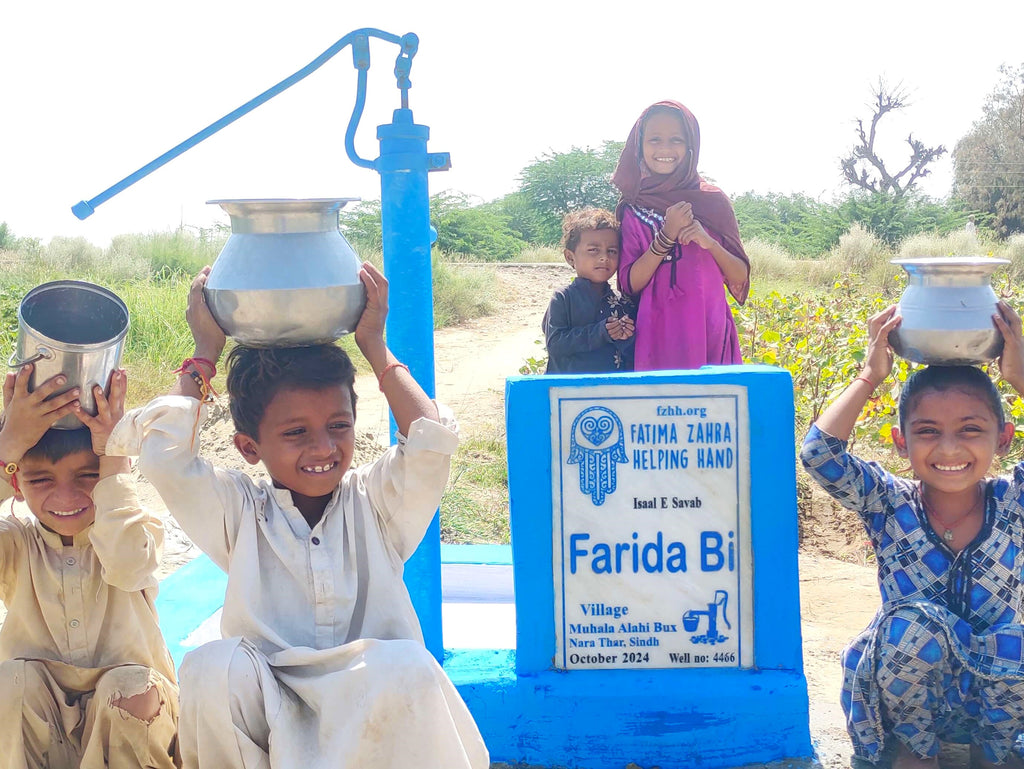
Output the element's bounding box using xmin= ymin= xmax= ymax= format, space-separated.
xmin=159 ymin=547 xmax=813 ymax=767
xmin=446 ymin=649 xmax=812 ymax=769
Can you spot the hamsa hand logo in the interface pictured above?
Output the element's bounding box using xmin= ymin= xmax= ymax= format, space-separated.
xmin=567 ymin=406 xmax=628 ymax=506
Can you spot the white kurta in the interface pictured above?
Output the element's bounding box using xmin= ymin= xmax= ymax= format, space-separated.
xmin=0 ymin=474 xmax=179 ymax=768
xmin=108 ymin=396 xmax=488 ymax=769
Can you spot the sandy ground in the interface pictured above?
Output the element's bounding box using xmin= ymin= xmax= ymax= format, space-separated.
xmin=1 ymin=263 xmax=966 ymax=768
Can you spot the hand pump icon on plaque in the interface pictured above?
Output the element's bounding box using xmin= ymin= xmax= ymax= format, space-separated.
xmin=683 ymin=590 xmax=731 ymax=645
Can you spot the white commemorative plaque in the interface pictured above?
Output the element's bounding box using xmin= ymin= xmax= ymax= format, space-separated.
xmin=551 ymin=384 xmax=753 ymax=670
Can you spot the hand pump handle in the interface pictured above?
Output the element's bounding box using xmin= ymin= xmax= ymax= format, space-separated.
xmin=71 ymin=29 xmax=418 ymax=219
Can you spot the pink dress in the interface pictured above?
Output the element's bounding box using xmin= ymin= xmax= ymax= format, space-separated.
xmin=618 ymin=205 xmax=742 ymax=370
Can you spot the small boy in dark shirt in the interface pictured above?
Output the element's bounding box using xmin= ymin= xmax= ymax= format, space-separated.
xmin=542 ymin=208 xmax=636 ymax=374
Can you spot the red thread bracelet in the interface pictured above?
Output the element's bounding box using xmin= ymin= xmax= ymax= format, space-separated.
xmin=854 ymin=376 xmax=876 ymax=390
xmin=378 ymin=362 xmax=410 ymax=391
xmin=174 ymin=357 xmax=217 ymax=378
xmin=173 ymin=358 xmax=219 ymax=399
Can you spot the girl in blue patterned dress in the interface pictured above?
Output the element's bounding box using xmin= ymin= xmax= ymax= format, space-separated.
xmin=801 ymin=302 xmax=1024 ymax=769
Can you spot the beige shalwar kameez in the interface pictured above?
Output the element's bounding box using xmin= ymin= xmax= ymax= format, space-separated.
xmin=109 ymin=396 xmax=488 ymax=769
xmin=0 ymin=474 xmax=179 ymax=769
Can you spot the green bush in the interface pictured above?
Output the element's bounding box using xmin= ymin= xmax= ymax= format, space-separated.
xmin=338 ymin=201 xmax=384 ymax=254
xmin=746 ymin=237 xmax=813 ymax=288
xmin=734 ymin=192 xmax=847 ymax=257
xmin=999 ymin=234 xmax=1024 ymax=281
xmin=0 ymin=222 xmax=41 ymax=255
xmin=837 ymin=192 xmax=973 ymax=246
xmin=341 ymin=194 xmax=529 ymax=262
xmin=516 ymin=142 xmax=623 ymax=245
xmin=432 ymin=257 xmax=495 ymax=328
xmin=483 ymin=191 xmax=551 ymax=246
xmin=432 ymin=194 xmax=526 ymax=261
xmin=109 ymin=230 xmax=225 ymax=278
xmin=37 ymin=237 xmax=105 ymax=275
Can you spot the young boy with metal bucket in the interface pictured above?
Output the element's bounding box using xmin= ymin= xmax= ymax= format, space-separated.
xmin=0 ymin=355 xmax=180 ymax=767
xmin=107 ymin=262 xmax=487 ymax=769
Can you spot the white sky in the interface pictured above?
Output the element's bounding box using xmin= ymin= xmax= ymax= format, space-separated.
xmin=2 ymin=0 xmax=1022 ymax=246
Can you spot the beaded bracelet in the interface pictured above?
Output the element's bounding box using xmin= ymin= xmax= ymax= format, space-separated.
xmin=185 ymin=369 xmax=206 ymax=391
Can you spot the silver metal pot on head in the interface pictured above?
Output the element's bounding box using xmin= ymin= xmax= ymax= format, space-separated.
xmin=9 ymin=281 xmax=130 ymax=429
xmin=204 ymin=198 xmax=367 ymax=347
xmin=888 ymin=256 xmax=1010 ymax=365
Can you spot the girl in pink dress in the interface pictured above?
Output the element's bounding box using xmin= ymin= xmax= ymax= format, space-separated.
xmin=613 ymin=101 xmax=751 ymax=370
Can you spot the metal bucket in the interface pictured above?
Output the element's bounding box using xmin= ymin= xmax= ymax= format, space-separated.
xmin=9 ymin=281 xmax=130 ymax=429
xmin=889 ymin=256 xmax=1010 ymax=365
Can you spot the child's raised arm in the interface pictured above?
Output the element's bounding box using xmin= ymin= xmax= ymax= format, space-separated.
xmin=78 ymin=369 xmax=164 ymax=591
xmin=173 ymin=266 xmax=227 ymax=400
xmin=354 ymin=261 xmax=438 ymax=436
xmin=814 ymin=305 xmax=902 ymax=442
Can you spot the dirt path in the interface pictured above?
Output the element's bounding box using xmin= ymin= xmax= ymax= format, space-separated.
xmin=353 ymin=264 xmax=559 ymax=445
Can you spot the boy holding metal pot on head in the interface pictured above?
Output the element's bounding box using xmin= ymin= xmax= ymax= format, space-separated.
xmin=106 ymin=261 xmax=488 ymax=769
xmin=0 ymin=367 xmax=180 ymax=768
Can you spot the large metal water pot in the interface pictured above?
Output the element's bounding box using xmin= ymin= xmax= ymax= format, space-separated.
xmin=204 ymin=198 xmax=366 ymax=347
xmin=9 ymin=281 xmax=130 ymax=429
xmin=888 ymin=256 xmax=1010 ymax=365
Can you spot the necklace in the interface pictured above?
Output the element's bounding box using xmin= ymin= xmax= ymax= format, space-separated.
xmin=923 ymin=484 xmax=984 ymax=542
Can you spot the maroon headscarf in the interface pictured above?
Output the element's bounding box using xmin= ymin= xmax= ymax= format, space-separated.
xmin=612 ymin=100 xmax=749 ymax=304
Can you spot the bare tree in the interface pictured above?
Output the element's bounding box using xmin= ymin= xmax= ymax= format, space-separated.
xmin=840 ymin=79 xmax=947 ymax=199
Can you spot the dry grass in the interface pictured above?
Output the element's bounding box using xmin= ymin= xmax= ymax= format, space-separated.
xmin=512 ymin=245 xmax=563 ymax=263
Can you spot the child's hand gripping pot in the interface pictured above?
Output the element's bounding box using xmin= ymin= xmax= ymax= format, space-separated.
xmin=76 ymin=369 xmax=132 ymax=478
xmin=353 ymin=261 xmax=438 ymax=434
xmin=1 ymin=367 xmax=82 ymax=466
xmin=994 ymin=299 xmax=1024 ymax=393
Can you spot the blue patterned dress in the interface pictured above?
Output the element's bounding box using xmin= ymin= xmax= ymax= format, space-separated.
xmin=801 ymin=425 xmax=1024 ymax=763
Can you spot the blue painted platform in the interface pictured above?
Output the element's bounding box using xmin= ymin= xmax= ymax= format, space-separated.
xmin=156 ymin=544 xmax=516 ymax=670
